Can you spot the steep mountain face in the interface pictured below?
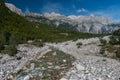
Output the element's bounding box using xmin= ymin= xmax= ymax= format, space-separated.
xmin=0 ymin=1 xmax=34 ymax=28
xmin=25 ymin=12 xmax=120 ymax=34
xmin=25 ymin=13 xmax=77 ymax=31
xmin=44 ymin=13 xmax=120 ymax=34
xmin=5 ymin=3 xmax=24 ymax=16
xmin=5 ymin=3 xmax=120 ymax=34
xmin=25 ymin=13 xmax=52 ymax=24
xmin=0 ymin=0 xmax=39 ymax=41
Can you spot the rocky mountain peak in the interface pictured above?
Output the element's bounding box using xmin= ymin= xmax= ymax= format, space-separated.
xmin=5 ymin=3 xmax=24 ymax=16
xmin=4 ymin=3 xmax=120 ymax=34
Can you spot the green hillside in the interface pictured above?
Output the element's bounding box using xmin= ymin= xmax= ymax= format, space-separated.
xmin=109 ymin=29 xmax=120 ymax=45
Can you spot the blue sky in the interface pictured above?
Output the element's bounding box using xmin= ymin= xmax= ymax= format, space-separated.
xmin=4 ymin=0 xmax=120 ymax=21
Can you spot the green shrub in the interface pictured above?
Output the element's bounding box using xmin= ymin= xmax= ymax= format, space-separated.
xmin=0 ymin=43 xmax=4 ymax=51
xmin=76 ymin=42 xmax=82 ymax=48
xmin=109 ymin=36 xmax=120 ymax=45
xmin=115 ymin=47 xmax=120 ymax=58
xmin=100 ymin=38 xmax=107 ymax=45
xmin=3 ymin=45 xmax=17 ymax=56
xmin=113 ymin=29 xmax=120 ymax=36
xmin=110 ymin=29 xmax=120 ymax=45
xmin=31 ymin=40 xmax=44 ymax=47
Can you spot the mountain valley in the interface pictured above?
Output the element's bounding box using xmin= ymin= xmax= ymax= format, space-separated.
xmin=0 ymin=0 xmax=120 ymax=80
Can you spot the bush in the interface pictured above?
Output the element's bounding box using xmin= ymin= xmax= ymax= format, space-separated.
xmin=0 ymin=43 xmax=4 ymax=51
xmin=31 ymin=40 xmax=44 ymax=47
xmin=9 ymin=34 xmax=24 ymax=45
xmin=113 ymin=29 xmax=120 ymax=36
xmin=115 ymin=47 xmax=120 ymax=58
xmin=76 ymin=42 xmax=82 ymax=48
xmin=110 ymin=29 xmax=120 ymax=45
xmin=3 ymin=45 xmax=17 ymax=56
xmin=100 ymin=38 xmax=107 ymax=45
xmin=109 ymin=36 xmax=120 ymax=45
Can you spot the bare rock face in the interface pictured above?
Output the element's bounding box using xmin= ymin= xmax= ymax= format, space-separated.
xmin=44 ymin=12 xmax=120 ymax=34
xmin=5 ymin=3 xmax=24 ymax=16
xmin=4 ymin=2 xmax=120 ymax=34
xmin=75 ymin=63 xmax=85 ymax=71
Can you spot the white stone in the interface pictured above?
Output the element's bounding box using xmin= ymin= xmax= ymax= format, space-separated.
xmin=60 ymin=78 xmax=68 ymax=80
xmin=30 ymin=63 xmax=35 ymax=70
xmin=76 ymin=64 xmax=85 ymax=71
xmin=55 ymin=66 xmax=60 ymax=69
xmin=52 ymin=52 xmax=57 ymax=56
xmin=23 ymin=75 xmax=30 ymax=80
xmin=27 ymin=40 xmax=33 ymax=44
xmin=63 ymin=59 xmax=67 ymax=63
xmin=0 ymin=72 xmax=4 ymax=75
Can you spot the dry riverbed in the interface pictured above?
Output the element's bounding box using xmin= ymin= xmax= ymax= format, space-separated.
xmin=0 ymin=37 xmax=120 ymax=80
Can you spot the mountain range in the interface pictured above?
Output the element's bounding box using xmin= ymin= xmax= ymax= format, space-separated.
xmin=5 ymin=3 xmax=120 ymax=34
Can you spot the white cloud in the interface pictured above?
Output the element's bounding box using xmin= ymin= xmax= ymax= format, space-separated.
xmin=77 ymin=8 xmax=87 ymax=13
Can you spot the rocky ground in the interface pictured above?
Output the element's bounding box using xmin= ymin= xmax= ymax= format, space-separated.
xmin=0 ymin=37 xmax=120 ymax=80
xmin=60 ymin=56 xmax=120 ymax=80
xmin=0 ymin=44 xmax=51 ymax=80
xmin=47 ymin=37 xmax=120 ymax=80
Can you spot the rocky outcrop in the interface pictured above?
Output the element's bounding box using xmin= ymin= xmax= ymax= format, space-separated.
xmin=5 ymin=3 xmax=24 ymax=16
